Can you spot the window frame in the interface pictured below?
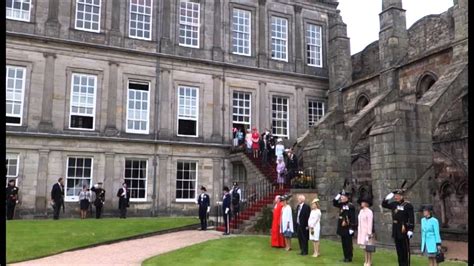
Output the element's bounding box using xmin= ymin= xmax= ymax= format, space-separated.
xmin=6 ymin=153 xmax=20 ymax=187
xmin=74 ymin=0 xmax=102 ymax=33
xmin=176 ymin=85 xmax=199 ymax=138
xmin=126 ymin=80 xmax=151 ymax=134
xmin=65 ymin=156 xmax=94 ymax=202
xmin=68 ymin=73 xmax=97 ymax=131
xmin=178 ymin=0 xmax=201 ymax=48
xmin=124 ymin=158 xmax=148 ymax=202
xmin=175 ymin=161 xmax=198 ymax=203
xmin=307 ymin=99 xmax=325 ymax=127
xmin=232 ymin=91 xmax=252 ymax=127
xmin=306 ymin=23 xmax=323 ymax=68
xmin=128 ymin=0 xmax=153 ymax=40
xmin=271 ymin=95 xmax=289 ymax=138
xmin=6 ymin=65 xmax=26 ymax=126
xmin=231 ymin=8 xmax=252 ymax=56
xmin=270 ymin=16 xmax=289 ymax=62
xmin=6 ymin=0 xmax=32 ymax=22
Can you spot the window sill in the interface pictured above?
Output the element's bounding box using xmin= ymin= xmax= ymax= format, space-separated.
xmin=175 ymin=199 xmax=197 ymax=203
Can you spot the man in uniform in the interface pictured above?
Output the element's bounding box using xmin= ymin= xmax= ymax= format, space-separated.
xmin=382 ymin=184 xmax=415 ymax=266
xmin=6 ymin=179 xmax=19 ymax=220
xmin=91 ymin=182 xmax=106 ymax=219
xmin=230 ymin=182 xmax=242 ymax=222
xmin=333 ymin=190 xmax=356 ymax=262
xmin=51 ymin=177 xmax=65 ymax=220
xmin=197 ymin=186 xmax=210 ymax=230
xmin=117 ymin=182 xmax=130 ymax=219
xmin=222 ymin=186 xmax=231 ymax=235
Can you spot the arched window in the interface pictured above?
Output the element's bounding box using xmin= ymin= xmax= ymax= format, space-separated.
xmin=355 ymin=94 xmax=370 ymax=114
xmin=416 ymin=72 xmax=437 ymax=100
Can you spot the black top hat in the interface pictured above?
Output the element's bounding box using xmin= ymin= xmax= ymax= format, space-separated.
xmin=223 ymin=186 xmax=229 ymax=192
xmin=340 ymin=189 xmax=351 ymax=197
xmin=419 ymin=204 xmax=434 ymax=212
xmin=97 ymin=182 xmax=103 ymax=185
xmin=200 ymin=186 xmax=207 ymax=191
xmin=357 ymin=196 xmax=373 ymax=207
xmin=279 ymin=195 xmax=287 ymax=201
xmin=392 ymin=180 xmax=407 ymax=195
xmin=8 ymin=179 xmax=16 ymax=183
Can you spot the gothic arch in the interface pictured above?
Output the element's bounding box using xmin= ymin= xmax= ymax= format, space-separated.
xmin=355 ymin=93 xmax=370 ymax=113
xmin=416 ymin=71 xmax=438 ymax=100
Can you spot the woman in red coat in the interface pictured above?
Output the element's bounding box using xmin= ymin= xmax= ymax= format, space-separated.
xmin=251 ymin=128 xmax=260 ymax=158
xmin=271 ymin=195 xmax=286 ymax=248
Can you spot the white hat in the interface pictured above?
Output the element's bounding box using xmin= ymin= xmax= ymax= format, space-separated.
xmin=277 ymin=138 xmax=283 ymax=142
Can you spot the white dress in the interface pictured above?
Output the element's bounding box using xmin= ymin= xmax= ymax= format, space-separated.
xmin=280 ymin=205 xmax=294 ymax=234
xmin=308 ymin=209 xmax=321 ymax=241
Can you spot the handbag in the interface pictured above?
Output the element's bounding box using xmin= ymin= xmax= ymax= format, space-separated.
xmin=365 ymin=235 xmax=376 ymax=253
xmin=436 ymin=251 xmax=445 ymax=263
xmin=283 ymin=229 xmax=293 ymax=238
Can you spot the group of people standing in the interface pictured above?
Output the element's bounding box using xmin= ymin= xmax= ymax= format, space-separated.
xmin=270 ymin=185 xmax=443 ymax=266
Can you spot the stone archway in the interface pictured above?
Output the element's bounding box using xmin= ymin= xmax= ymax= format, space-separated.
xmin=416 ymin=72 xmax=437 ymax=100
xmin=355 ymin=94 xmax=370 ymax=113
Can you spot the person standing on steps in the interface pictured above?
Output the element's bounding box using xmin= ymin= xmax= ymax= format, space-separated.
xmin=236 ymin=128 xmax=244 ymax=147
xmin=382 ymin=181 xmax=415 ymax=266
xmin=230 ymin=182 xmax=242 ymax=222
xmin=333 ymin=189 xmax=356 ymax=263
xmin=286 ymin=149 xmax=298 ymax=185
xmin=296 ymin=194 xmax=311 ymax=256
xmin=51 ymin=177 xmax=65 ymax=220
xmin=245 ymin=128 xmax=253 ymax=154
xmin=275 ymin=138 xmax=285 ymax=160
xmin=276 ymin=157 xmax=286 ymax=190
xmin=6 ymin=179 xmax=19 ymax=220
xmin=91 ymin=182 xmax=105 ymax=219
xmin=251 ymin=127 xmax=260 ymax=158
xmin=271 ymin=195 xmax=286 ymax=248
xmin=222 ymin=186 xmax=231 ymax=235
xmin=197 ymin=186 xmax=210 ymax=230
xmin=308 ymin=198 xmax=322 ymax=257
xmin=117 ymin=182 xmax=130 ymax=219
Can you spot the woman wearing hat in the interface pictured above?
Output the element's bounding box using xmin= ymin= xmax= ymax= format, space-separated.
xmin=420 ymin=205 xmax=442 ymax=266
xmin=275 ymin=138 xmax=285 ymax=160
xmin=245 ymin=128 xmax=253 ymax=154
xmin=276 ymin=157 xmax=287 ymax=190
xmin=280 ymin=195 xmax=294 ymax=251
xmin=308 ymin=198 xmax=322 ymax=257
xmin=357 ymin=196 xmax=374 ymax=266
xmin=271 ymin=195 xmax=286 ymax=248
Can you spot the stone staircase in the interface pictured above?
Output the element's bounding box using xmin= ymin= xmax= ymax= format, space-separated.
xmin=217 ymin=151 xmax=290 ymax=233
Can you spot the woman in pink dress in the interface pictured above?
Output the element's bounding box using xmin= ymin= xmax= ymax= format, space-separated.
xmin=276 ymin=157 xmax=286 ymax=190
xmin=357 ymin=196 xmax=374 ymax=266
xmin=251 ymin=128 xmax=260 ymax=158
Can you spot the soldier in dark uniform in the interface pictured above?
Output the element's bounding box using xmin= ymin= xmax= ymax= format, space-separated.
xmin=333 ymin=190 xmax=356 ymax=263
xmin=222 ymin=186 xmax=231 ymax=235
xmin=6 ymin=179 xmax=19 ymax=220
xmin=197 ymin=186 xmax=210 ymax=230
xmin=91 ymin=182 xmax=106 ymax=219
xmin=382 ymin=184 xmax=415 ymax=266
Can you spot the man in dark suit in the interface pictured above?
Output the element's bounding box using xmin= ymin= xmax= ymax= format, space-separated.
xmin=222 ymin=186 xmax=231 ymax=235
xmin=117 ymin=182 xmax=130 ymax=218
xmin=197 ymin=186 xmax=210 ymax=230
xmin=6 ymin=179 xmax=19 ymax=220
xmin=91 ymin=182 xmax=106 ymax=219
xmin=51 ymin=177 xmax=65 ymax=220
xmin=333 ymin=190 xmax=356 ymax=262
xmin=286 ymin=149 xmax=298 ymax=184
xmin=382 ymin=185 xmax=415 ymax=266
xmin=296 ymin=194 xmax=311 ymax=255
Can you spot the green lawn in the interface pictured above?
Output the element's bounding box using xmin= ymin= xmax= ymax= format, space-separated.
xmin=7 ymin=217 xmax=199 ymax=263
xmin=143 ymin=236 xmax=465 ymax=266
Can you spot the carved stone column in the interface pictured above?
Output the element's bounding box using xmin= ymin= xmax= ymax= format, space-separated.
xmin=35 ymin=149 xmax=50 ymax=214
xmin=294 ymin=5 xmax=304 ymax=73
xmin=159 ymin=68 xmax=171 ymax=139
xmin=108 ymin=0 xmax=122 ymax=46
xmin=105 ymin=61 xmax=119 ymax=136
xmin=212 ymin=0 xmax=223 ymax=61
xmin=257 ymin=0 xmax=268 ymax=68
xmin=258 ymin=81 xmax=270 ymax=130
xmin=38 ymin=53 xmax=56 ymax=131
xmin=103 ymin=152 xmax=115 ymax=210
xmin=211 ymin=75 xmax=223 ymax=142
xmin=160 ymin=0 xmax=174 ymax=53
xmin=45 ymin=0 xmax=60 ymax=37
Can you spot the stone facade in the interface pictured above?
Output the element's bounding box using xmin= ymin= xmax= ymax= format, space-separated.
xmin=6 ymin=0 xmax=339 ymax=218
xmin=300 ymin=0 xmax=468 ymax=247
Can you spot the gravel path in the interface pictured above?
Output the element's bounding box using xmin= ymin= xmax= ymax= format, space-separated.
xmin=11 ymin=230 xmax=222 ymax=266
